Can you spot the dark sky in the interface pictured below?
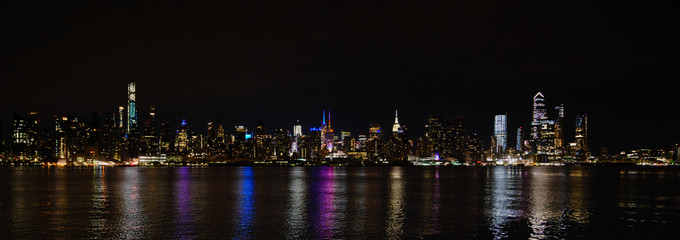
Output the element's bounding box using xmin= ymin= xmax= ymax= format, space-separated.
xmin=2 ymin=0 xmax=679 ymax=153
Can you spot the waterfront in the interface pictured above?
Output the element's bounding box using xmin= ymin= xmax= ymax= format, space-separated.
xmin=1 ymin=166 xmax=679 ymax=239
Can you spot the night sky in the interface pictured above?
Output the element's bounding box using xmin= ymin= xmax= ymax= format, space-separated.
xmin=2 ymin=0 xmax=678 ymax=153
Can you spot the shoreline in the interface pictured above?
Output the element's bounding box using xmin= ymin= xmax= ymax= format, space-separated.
xmin=0 ymin=162 xmax=674 ymax=168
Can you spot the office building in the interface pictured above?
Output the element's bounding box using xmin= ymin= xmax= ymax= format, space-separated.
xmin=493 ymin=114 xmax=507 ymax=154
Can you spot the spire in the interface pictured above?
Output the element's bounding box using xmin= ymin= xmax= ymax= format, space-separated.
xmin=534 ymin=91 xmax=544 ymax=99
xmin=392 ymin=109 xmax=402 ymax=133
xmin=328 ymin=110 xmax=331 ymax=129
xmin=322 ymin=110 xmax=326 ymax=125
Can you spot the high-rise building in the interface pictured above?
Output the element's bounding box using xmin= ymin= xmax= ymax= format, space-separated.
xmin=293 ymin=120 xmax=302 ymax=137
xmin=575 ymin=113 xmax=589 ymax=159
xmin=126 ymin=82 xmax=139 ymax=159
xmin=127 ymin=82 xmax=137 ymax=136
xmin=11 ymin=113 xmax=29 ymax=160
xmin=141 ymin=106 xmax=158 ymax=156
xmin=493 ymin=114 xmax=507 ymax=154
xmin=175 ymin=119 xmax=189 ymax=155
xmin=26 ymin=112 xmax=40 ymax=148
xmin=118 ymin=106 xmax=125 ymax=129
xmin=516 ymin=127 xmax=522 ymax=152
xmin=11 ymin=113 xmax=28 ymax=145
xmin=320 ymin=110 xmax=333 ymax=152
xmin=425 ymin=115 xmax=443 ymax=154
xmin=254 ymin=119 xmax=272 ymax=159
xmin=554 ymin=104 xmax=565 ymax=153
xmin=159 ymin=122 xmax=172 ymax=154
xmin=255 ymin=119 xmax=267 ymax=139
xmin=392 ymin=109 xmax=402 ymax=135
xmin=101 ymin=112 xmax=119 ymax=160
xmin=537 ymin=120 xmax=556 ymax=156
xmin=531 ymin=92 xmax=546 ymax=141
xmin=310 ymin=127 xmax=322 ymax=159
xmin=54 ymin=115 xmax=69 ymax=159
xmin=369 ymin=122 xmax=381 ymax=140
xmin=234 ymin=125 xmax=247 ymax=142
xmin=273 ymin=128 xmax=290 ymax=159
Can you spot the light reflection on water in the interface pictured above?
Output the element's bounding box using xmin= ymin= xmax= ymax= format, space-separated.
xmin=386 ymin=167 xmax=406 ymax=239
xmin=233 ymin=167 xmax=255 ymax=240
xmin=285 ymin=168 xmax=307 ymax=239
xmin=89 ymin=167 xmax=109 ymax=238
xmin=118 ymin=168 xmax=146 ymax=239
xmin=1 ymin=166 xmax=680 ymax=239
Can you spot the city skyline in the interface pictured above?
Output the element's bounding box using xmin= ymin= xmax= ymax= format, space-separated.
xmin=2 ymin=1 xmax=680 ymax=239
xmin=1 ymin=86 xmax=676 ymax=156
xmin=3 ymin=80 xmax=678 ymax=166
xmin=2 ymin=0 xmax=678 ymax=155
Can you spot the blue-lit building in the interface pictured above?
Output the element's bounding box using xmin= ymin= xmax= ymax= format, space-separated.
xmin=127 ymin=82 xmax=137 ymax=136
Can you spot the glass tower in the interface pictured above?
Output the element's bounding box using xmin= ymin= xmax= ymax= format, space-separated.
xmin=494 ymin=114 xmax=507 ymax=154
xmin=127 ymin=82 xmax=137 ymax=136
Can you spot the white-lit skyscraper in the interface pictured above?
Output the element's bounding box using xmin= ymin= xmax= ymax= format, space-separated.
xmin=531 ymin=92 xmax=546 ymax=141
xmin=293 ymin=120 xmax=302 ymax=137
xmin=494 ymin=114 xmax=507 ymax=154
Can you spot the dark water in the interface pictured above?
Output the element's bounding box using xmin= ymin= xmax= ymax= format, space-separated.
xmin=1 ymin=166 xmax=680 ymax=239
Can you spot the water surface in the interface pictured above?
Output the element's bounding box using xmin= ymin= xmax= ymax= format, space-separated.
xmin=1 ymin=166 xmax=679 ymax=239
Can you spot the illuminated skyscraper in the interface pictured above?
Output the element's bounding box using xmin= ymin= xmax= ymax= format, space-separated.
xmin=11 ymin=113 xmax=28 ymax=145
xmin=425 ymin=115 xmax=443 ymax=154
xmin=118 ymin=106 xmax=125 ymax=129
xmin=175 ymin=119 xmax=189 ymax=155
xmin=127 ymin=82 xmax=137 ymax=136
xmin=255 ymin=119 xmax=267 ymax=139
xmin=234 ymin=125 xmax=247 ymax=142
xmin=493 ymin=114 xmax=507 ymax=154
xmin=26 ymin=112 xmax=39 ymax=147
xmin=320 ymin=110 xmax=333 ymax=152
xmin=516 ymin=127 xmax=522 ymax=152
xmin=392 ymin=109 xmax=402 ymax=135
xmin=10 ymin=113 xmax=29 ymax=160
xmin=531 ymin=92 xmax=546 ymax=141
xmin=369 ymin=122 xmax=381 ymax=140
xmin=575 ymin=113 xmax=589 ymax=159
xmin=126 ymin=82 xmax=139 ymax=158
xmin=554 ymin=104 xmax=565 ymax=153
xmin=291 ymin=120 xmax=303 ymax=156
xmin=141 ymin=106 xmax=158 ymax=156
xmin=293 ymin=120 xmax=302 ymax=137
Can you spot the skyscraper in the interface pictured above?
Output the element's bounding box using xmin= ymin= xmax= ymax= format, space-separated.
xmin=320 ymin=110 xmax=333 ymax=152
xmin=554 ymin=104 xmax=565 ymax=153
xmin=575 ymin=113 xmax=589 ymax=159
xmin=516 ymin=127 xmax=522 ymax=152
xmin=291 ymin=120 xmax=302 ymax=156
xmin=531 ymin=92 xmax=546 ymax=141
xmin=425 ymin=115 xmax=443 ymax=154
xmin=11 ymin=113 xmax=29 ymax=160
xmin=118 ymin=106 xmax=125 ymax=129
xmin=127 ymin=82 xmax=137 ymax=136
xmin=293 ymin=120 xmax=302 ymax=137
xmin=141 ymin=106 xmax=158 ymax=156
xmin=234 ymin=125 xmax=247 ymax=142
xmin=126 ymin=82 xmax=139 ymax=159
xmin=493 ymin=114 xmax=507 ymax=154
xmin=175 ymin=119 xmax=189 ymax=155
xmin=255 ymin=119 xmax=267 ymax=139
xmin=54 ymin=115 xmax=69 ymax=159
xmin=392 ymin=109 xmax=402 ymax=135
